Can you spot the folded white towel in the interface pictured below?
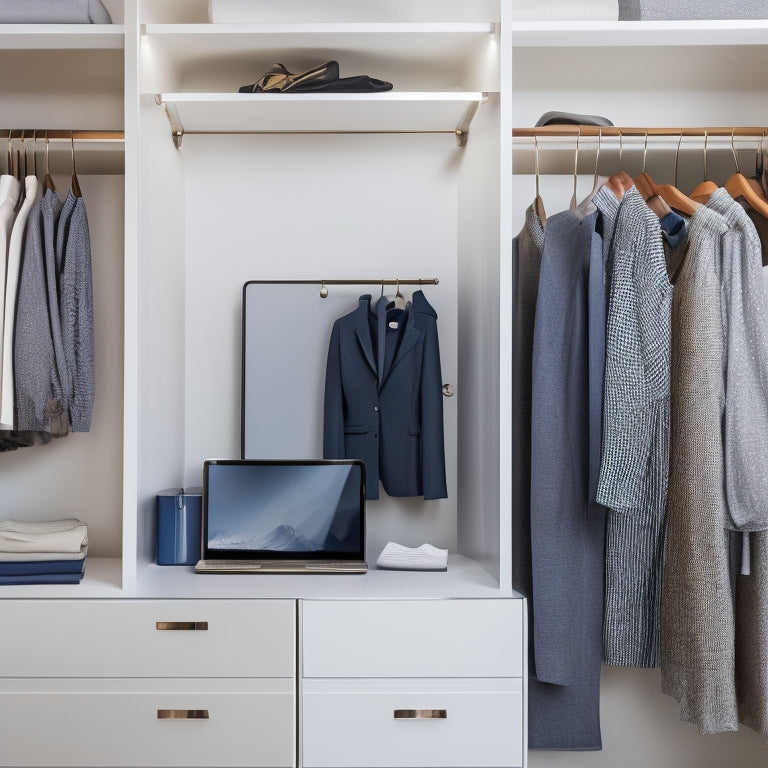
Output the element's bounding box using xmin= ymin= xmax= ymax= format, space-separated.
xmin=0 ymin=519 xmax=88 ymax=554
xmin=376 ymin=542 xmax=448 ymax=571
xmin=0 ymin=548 xmax=87 ymax=562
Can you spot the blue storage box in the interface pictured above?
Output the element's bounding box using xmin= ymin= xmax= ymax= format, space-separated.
xmin=157 ymin=488 xmax=203 ymax=566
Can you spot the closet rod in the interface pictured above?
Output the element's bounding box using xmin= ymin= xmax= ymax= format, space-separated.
xmin=1 ymin=130 xmax=124 ymax=142
xmin=246 ymin=278 xmax=439 ymax=287
xmin=513 ymin=126 xmax=765 ymax=138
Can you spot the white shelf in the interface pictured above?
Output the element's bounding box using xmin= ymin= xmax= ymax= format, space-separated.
xmin=0 ymin=558 xmax=122 ymax=599
xmin=511 ymin=19 xmax=768 ymax=47
xmin=154 ymin=91 xmax=486 ymax=144
xmin=0 ymin=24 xmax=124 ymax=49
xmin=135 ymin=555 xmax=517 ymax=600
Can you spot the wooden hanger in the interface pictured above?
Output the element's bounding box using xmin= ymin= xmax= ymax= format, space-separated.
xmin=723 ymin=130 xmax=768 ymax=218
xmin=634 ymin=131 xmax=675 ymax=218
xmin=640 ymin=132 xmax=699 ymax=215
xmin=690 ymin=130 xmax=717 ymax=203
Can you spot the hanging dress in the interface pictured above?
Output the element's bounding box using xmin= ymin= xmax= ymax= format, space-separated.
xmin=596 ymin=186 xmax=672 ymax=668
xmin=660 ymin=201 xmax=737 ymax=734
xmin=528 ymin=207 xmax=606 ymax=751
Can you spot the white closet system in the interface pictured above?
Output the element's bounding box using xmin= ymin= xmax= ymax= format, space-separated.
xmin=0 ymin=2 xmax=765 ymax=767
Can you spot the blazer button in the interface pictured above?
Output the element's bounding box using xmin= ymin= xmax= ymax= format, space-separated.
xmin=374 ymin=406 xmax=379 ymax=412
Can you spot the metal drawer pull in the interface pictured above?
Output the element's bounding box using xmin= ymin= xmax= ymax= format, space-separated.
xmin=394 ymin=709 xmax=447 ymax=720
xmin=155 ymin=621 xmax=209 ymax=631
xmin=157 ymin=709 xmax=209 ymax=720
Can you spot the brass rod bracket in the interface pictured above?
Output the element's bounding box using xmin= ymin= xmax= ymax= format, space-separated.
xmin=156 ymin=96 xmax=185 ymax=150
xmin=455 ymin=95 xmax=485 ymax=148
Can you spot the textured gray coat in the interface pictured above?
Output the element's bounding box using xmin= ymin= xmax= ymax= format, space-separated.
xmin=660 ymin=201 xmax=738 ymax=735
xmin=596 ymin=186 xmax=672 ymax=669
xmin=528 ymin=207 xmax=606 ymax=751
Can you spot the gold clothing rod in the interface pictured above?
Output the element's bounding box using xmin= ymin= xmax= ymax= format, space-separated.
xmin=1 ymin=130 xmax=125 ymax=142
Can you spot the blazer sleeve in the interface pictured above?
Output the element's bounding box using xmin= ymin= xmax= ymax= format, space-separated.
xmin=421 ymin=318 xmax=447 ymax=500
xmin=323 ymin=320 xmax=346 ymax=459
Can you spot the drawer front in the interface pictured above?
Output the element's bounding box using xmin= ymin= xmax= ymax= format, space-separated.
xmin=302 ymin=599 xmax=522 ymax=678
xmin=302 ymin=681 xmax=523 ymax=768
xmin=0 ymin=680 xmax=294 ymax=767
xmin=0 ymin=600 xmax=295 ymax=678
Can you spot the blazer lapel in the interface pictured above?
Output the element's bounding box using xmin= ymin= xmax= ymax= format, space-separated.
xmin=353 ymin=295 xmax=377 ymax=376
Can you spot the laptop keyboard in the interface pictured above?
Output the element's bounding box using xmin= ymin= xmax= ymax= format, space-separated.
xmin=196 ymin=560 xmax=367 ymax=573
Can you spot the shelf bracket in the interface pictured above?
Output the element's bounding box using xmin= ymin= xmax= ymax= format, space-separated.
xmin=455 ymin=95 xmax=485 ymax=148
xmin=156 ymin=94 xmax=185 ymax=150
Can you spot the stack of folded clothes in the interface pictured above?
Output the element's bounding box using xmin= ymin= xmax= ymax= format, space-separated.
xmin=0 ymin=519 xmax=88 ymax=585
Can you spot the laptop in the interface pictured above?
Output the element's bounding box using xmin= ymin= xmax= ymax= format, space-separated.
xmin=195 ymin=459 xmax=367 ymax=574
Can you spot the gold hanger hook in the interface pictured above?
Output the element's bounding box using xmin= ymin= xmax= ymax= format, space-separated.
xmin=593 ymin=128 xmax=601 ymax=186
xmin=730 ymin=127 xmax=739 ymax=175
xmin=319 ymin=280 xmax=328 ymax=298
xmin=619 ymin=129 xmax=623 ymax=171
xmin=703 ymin=129 xmax=708 ymax=180
xmin=534 ymin=135 xmax=540 ymax=200
xmin=45 ymin=130 xmax=50 ymax=177
xmin=674 ymin=132 xmax=683 ymax=189
xmin=70 ymin=131 xmax=77 ymax=177
xmin=572 ymin=126 xmax=580 ymax=202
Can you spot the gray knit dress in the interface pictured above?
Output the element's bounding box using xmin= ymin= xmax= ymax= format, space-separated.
xmin=596 ymin=186 xmax=672 ymax=668
xmin=706 ymin=189 xmax=768 ymax=737
xmin=660 ymin=202 xmax=738 ymax=734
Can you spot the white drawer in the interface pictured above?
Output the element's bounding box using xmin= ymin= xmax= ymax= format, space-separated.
xmin=302 ymin=679 xmax=523 ymax=768
xmin=0 ymin=600 xmax=295 ymax=678
xmin=302 ymin=599 xmax=522 ymax=678
xmin=0 ymin=678 xmax=294 ymax=767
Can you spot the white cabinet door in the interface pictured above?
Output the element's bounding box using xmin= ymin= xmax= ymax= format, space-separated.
xmin=302 ymin=679 xmax=523 ymax=768
xmin=0 ymin=599 xmax=295 ymax=677
xmin=302 ymin=599 xmax=523 ymax=678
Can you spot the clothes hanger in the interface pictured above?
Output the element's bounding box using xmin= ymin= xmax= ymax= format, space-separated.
xmin=391 ymin=278 xmax=407 ymax=311
xmin=723 ymin=129 xmax=768 ymax=218
xmin=70 ymin=132 xmax=81 ymax=198
xmin=533 ymin=135 xmax=546 ymax=224
xmin=44 ymin=131 xmax=55 ymax=192
xmin=576 ymin=128 xmax=609 ymax=211
xmin=690 ymin=131 xmax=718 ymax=203
xmin=568 ymin=127 xmax=580 ymax=210
xmin=603 ymin=130 xmax=633 ymax=199
xmin=633 ymin=130 xmax=673 ymax=219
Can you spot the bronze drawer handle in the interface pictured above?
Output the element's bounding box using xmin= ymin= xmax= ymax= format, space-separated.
xmin=155 ymin=621 xmax=209 ymax=631
xmin=394 ymin=709 xmax=447 ymax=720
xmin=157 ymin=709 xmax=209 ymax=720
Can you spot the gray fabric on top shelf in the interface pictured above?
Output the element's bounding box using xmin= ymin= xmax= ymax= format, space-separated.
xmin=619 ymin=0 xmax=767 ymax=19
xmin=0 ymin=0 xmax=112 ymax=23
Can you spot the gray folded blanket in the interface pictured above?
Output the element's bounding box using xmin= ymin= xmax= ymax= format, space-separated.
xmin=0 ymin=0 xmax=112 ymax=23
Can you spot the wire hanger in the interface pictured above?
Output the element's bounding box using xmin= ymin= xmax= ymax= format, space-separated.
xmin=690 ymin=130 xmax=718 ymax=203
xmin=724 ymin=127 xmax=768 ymax=217
xmin=70 ymin=131 xmax=81 ymax=198
xmin=390 ymin=278 xmax=407 ymax=311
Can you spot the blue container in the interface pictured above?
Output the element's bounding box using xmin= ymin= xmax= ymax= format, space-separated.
xmin=157 ymin=488 xmax=203 ymax=565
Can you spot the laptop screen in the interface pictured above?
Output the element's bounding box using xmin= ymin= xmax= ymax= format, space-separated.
xmin=202 ymin=459 xmax=366 ymax=560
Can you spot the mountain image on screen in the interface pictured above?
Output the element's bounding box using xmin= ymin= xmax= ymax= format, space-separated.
xmin=209 ymin=524 xmax=316 ymax=552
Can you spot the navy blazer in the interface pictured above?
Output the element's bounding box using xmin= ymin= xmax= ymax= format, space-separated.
xmin=323 ymin=291 xmax=447 ymax=501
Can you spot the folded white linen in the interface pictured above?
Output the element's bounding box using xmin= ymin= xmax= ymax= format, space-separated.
xmin=512 ymin=0 xmax=618 ymax=20
xmin=0 ymin=548 xmax=87 ymax=562
xmin=376 ymin=542 xmax=448 ymax=571
xmin=0 ymin=519 xmax=88 ymax=554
